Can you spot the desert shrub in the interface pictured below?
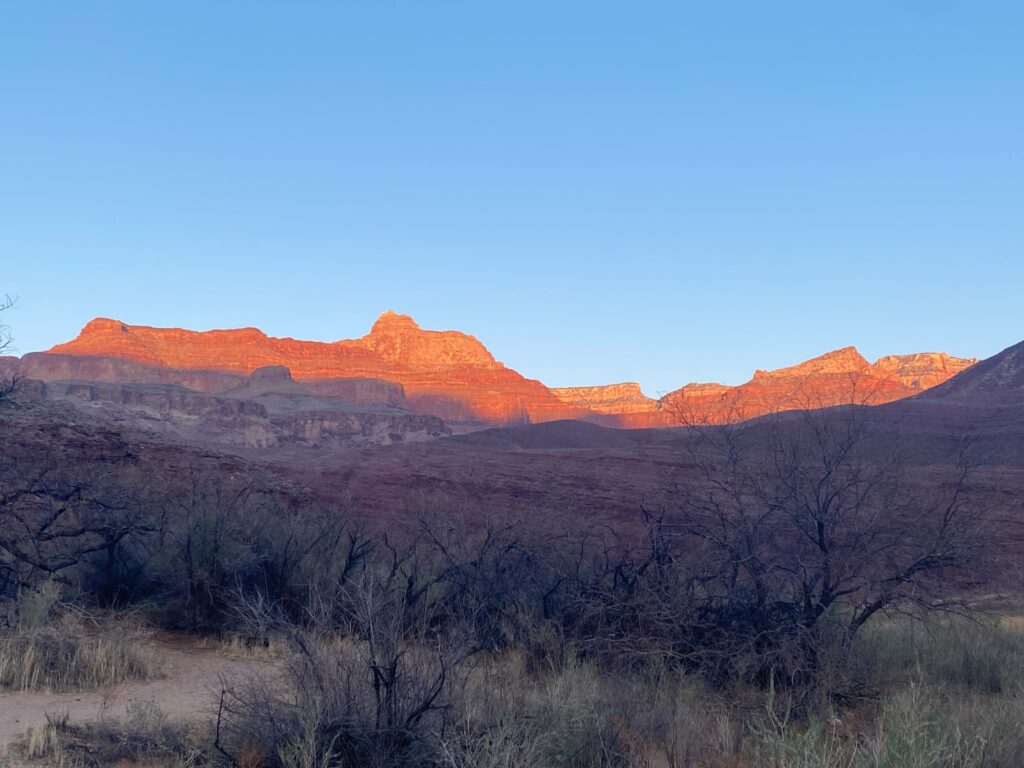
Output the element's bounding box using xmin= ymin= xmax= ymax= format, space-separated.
xmin=441 ymin=656 xmax=626 ymax=768
xmin=864 ymin=683 xmax=987 ymax=768
xmin=0 ymin=615 xmax=158 ymax=692
xmin=438 ymin=716 xmax=549 ymax=768
xmin=126 ymin=477 xmax=381 ymax=636
xmin=742 ymin=682 xmax=986 ymax=768
xmin=852 ymin=616 xmax=1024 ymax=768
xmin=20 ymin=711 xmax=75 ymax=766
xmin=222 ymin=637 xmax=452 ymax=767
xmin=15 ymin=702 xmax=210 ymax=767
xmin=218 ymin=547 xmax=481 ymax=768
xmin=605 ymin=664 xmax=744 ymax=766
xmin=745 ymin=722 xmax=857 ymax=768
xmin=103 ymin=700 xmax=211 ymax=764
xmin=735 ymin=615 xmax=1024 ymax=768
xmin=853 ymin=614 xmax=1024 ymax=696
xmin=442 ymin=651 xmax=746 ymax=768
xmin=16 ymin=579 xmax=63 ymax=629
xmin=946 ymin=689 xmax=1024 ymax=768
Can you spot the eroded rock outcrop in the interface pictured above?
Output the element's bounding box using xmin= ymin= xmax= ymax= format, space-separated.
xmin=45 ymin=312 xmax=593 ymax=426
xmin=15 ymin=352 xmax=246 ymax=392
xmin=36 ymin=314 xmax=977 ymax=428
xmin=41 ymin=378 xmax=450 ymax=450
xmin=549 ymin=383 xmax=658 ymax=415
xmin=873 ymin=352 xmax=978 ymax=390
xmin=554 ymin=347 xmax=977 ymax=427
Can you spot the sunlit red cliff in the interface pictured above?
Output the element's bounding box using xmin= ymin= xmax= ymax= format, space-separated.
xmin=553 ymin=348 xmax=978 ymax=426
xmin=41 ymin=311 xmax=591 ymax=425
xmin=20 ymin=312 xmax=977 ymax=428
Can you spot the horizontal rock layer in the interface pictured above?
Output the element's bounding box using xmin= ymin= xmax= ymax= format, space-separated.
xmin=25 ymin=314 xmax=979 ymax=427
xmin=42 ymin=313 xmax=593 ymax=425
xmin=553 ymin=348 xmax=978 ymax=427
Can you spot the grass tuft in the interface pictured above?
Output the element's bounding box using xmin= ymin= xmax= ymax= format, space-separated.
xmin=0 ymin=621 xmax=159 ymax=692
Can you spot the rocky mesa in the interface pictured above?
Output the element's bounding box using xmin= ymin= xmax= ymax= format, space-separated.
xmin=42 ymin=311 xmax=593 ymax=426
xmin=25 ymin=313 xmax=978 ymax=429
xmin=553 ymin=347 xmax=977 ymax=427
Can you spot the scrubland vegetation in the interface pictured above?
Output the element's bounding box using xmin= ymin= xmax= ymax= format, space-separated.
xmin=0 ymin=619 xmax=157 ymax=693
xmin=9 ymin=612 xmax=1024 ymax=767
xmin=1 ymin=308 xmax=1017 ymax=766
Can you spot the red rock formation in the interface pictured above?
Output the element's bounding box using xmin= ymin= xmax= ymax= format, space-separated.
xmin=659 ymin=347 xmax=908 ymax=425
xmin=45 ymin=312 xmax=593 ymax=426
xmin=37 ymin=314 xmax=977 ymax=428
xmin=873 ymin=352 xmax=978 ymax=390
xmin=549 ymin=383 xmax=658 ymax=415
xmin=360 ymin=311 xmax=500 ymax=369
xmin=554 ymin=347 xmax=977 ymax=427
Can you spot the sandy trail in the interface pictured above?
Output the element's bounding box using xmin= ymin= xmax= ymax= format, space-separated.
xmin=0 ymin=636 xmax=277 ymax=755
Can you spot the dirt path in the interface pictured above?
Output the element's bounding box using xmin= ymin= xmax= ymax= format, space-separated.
xmin=0 ymin=636 xmax=277 ymax=755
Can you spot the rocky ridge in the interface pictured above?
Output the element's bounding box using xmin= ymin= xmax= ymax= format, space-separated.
xmin=40 ymin=366 xmax=450 ymax=453
xmin=45 ymin=312 xmax=589 ymax=425
xmin=22 ymin=314 xmax=980 ymax=428
xmin=553 ymin=347 xmax=978 ymax=427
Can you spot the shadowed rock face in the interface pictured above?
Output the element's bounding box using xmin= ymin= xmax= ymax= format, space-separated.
xmin=11 ymin=354 xmax=408 ymax=409
xmin=13 ymin=352 xmax=246 ymax=393
xmin=921 ymin=340 xmax=1024 ymax=402
xmin=38 ymin=377 xmax=451 ymax=451
xmin=32 ymin=313 xmax=977 ymax=428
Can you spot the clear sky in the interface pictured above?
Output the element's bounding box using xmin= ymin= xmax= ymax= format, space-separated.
xmin=2 ymin=2 xmax=1021 ymax=395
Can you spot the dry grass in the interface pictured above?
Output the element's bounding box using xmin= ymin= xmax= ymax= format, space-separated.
xmin=19 ymin=711 xmax=76 ymax=766
xmin=853 ymin=612 xmax=1024 ymax=695
xmin=741 ymin=614 xmax=1024 ymax=768
xmin=12 ymin=702 xmax=209 ymax=768
xmin=436 ymin=616 xmax=1024 ymax=768
xmin=437 ymin=651 xmax=743 ymax=768
xmin=193 ymin=631 xmax=289 ymax=660
xmin=9 ymin=614 xmax=1024 ymax=768
xmin=0 ymin=619 xmax=159 ymax=692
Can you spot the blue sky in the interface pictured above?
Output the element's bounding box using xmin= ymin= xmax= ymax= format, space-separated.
xmin=2 ymin=2 xmax=1021 ymax=394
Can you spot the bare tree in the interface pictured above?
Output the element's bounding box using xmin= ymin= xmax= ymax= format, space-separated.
xmin=218 ymin=526 xmax=486 ymax=767
xmin=0 ymin=295 xmax=19 ymax=403
xmin=651 ymin=399 xmax=991 ymax=687
xmin=0 ymin=295 xmax=13 ymax=353
xmin=0 ymin=455 xmax=145 ymax=616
